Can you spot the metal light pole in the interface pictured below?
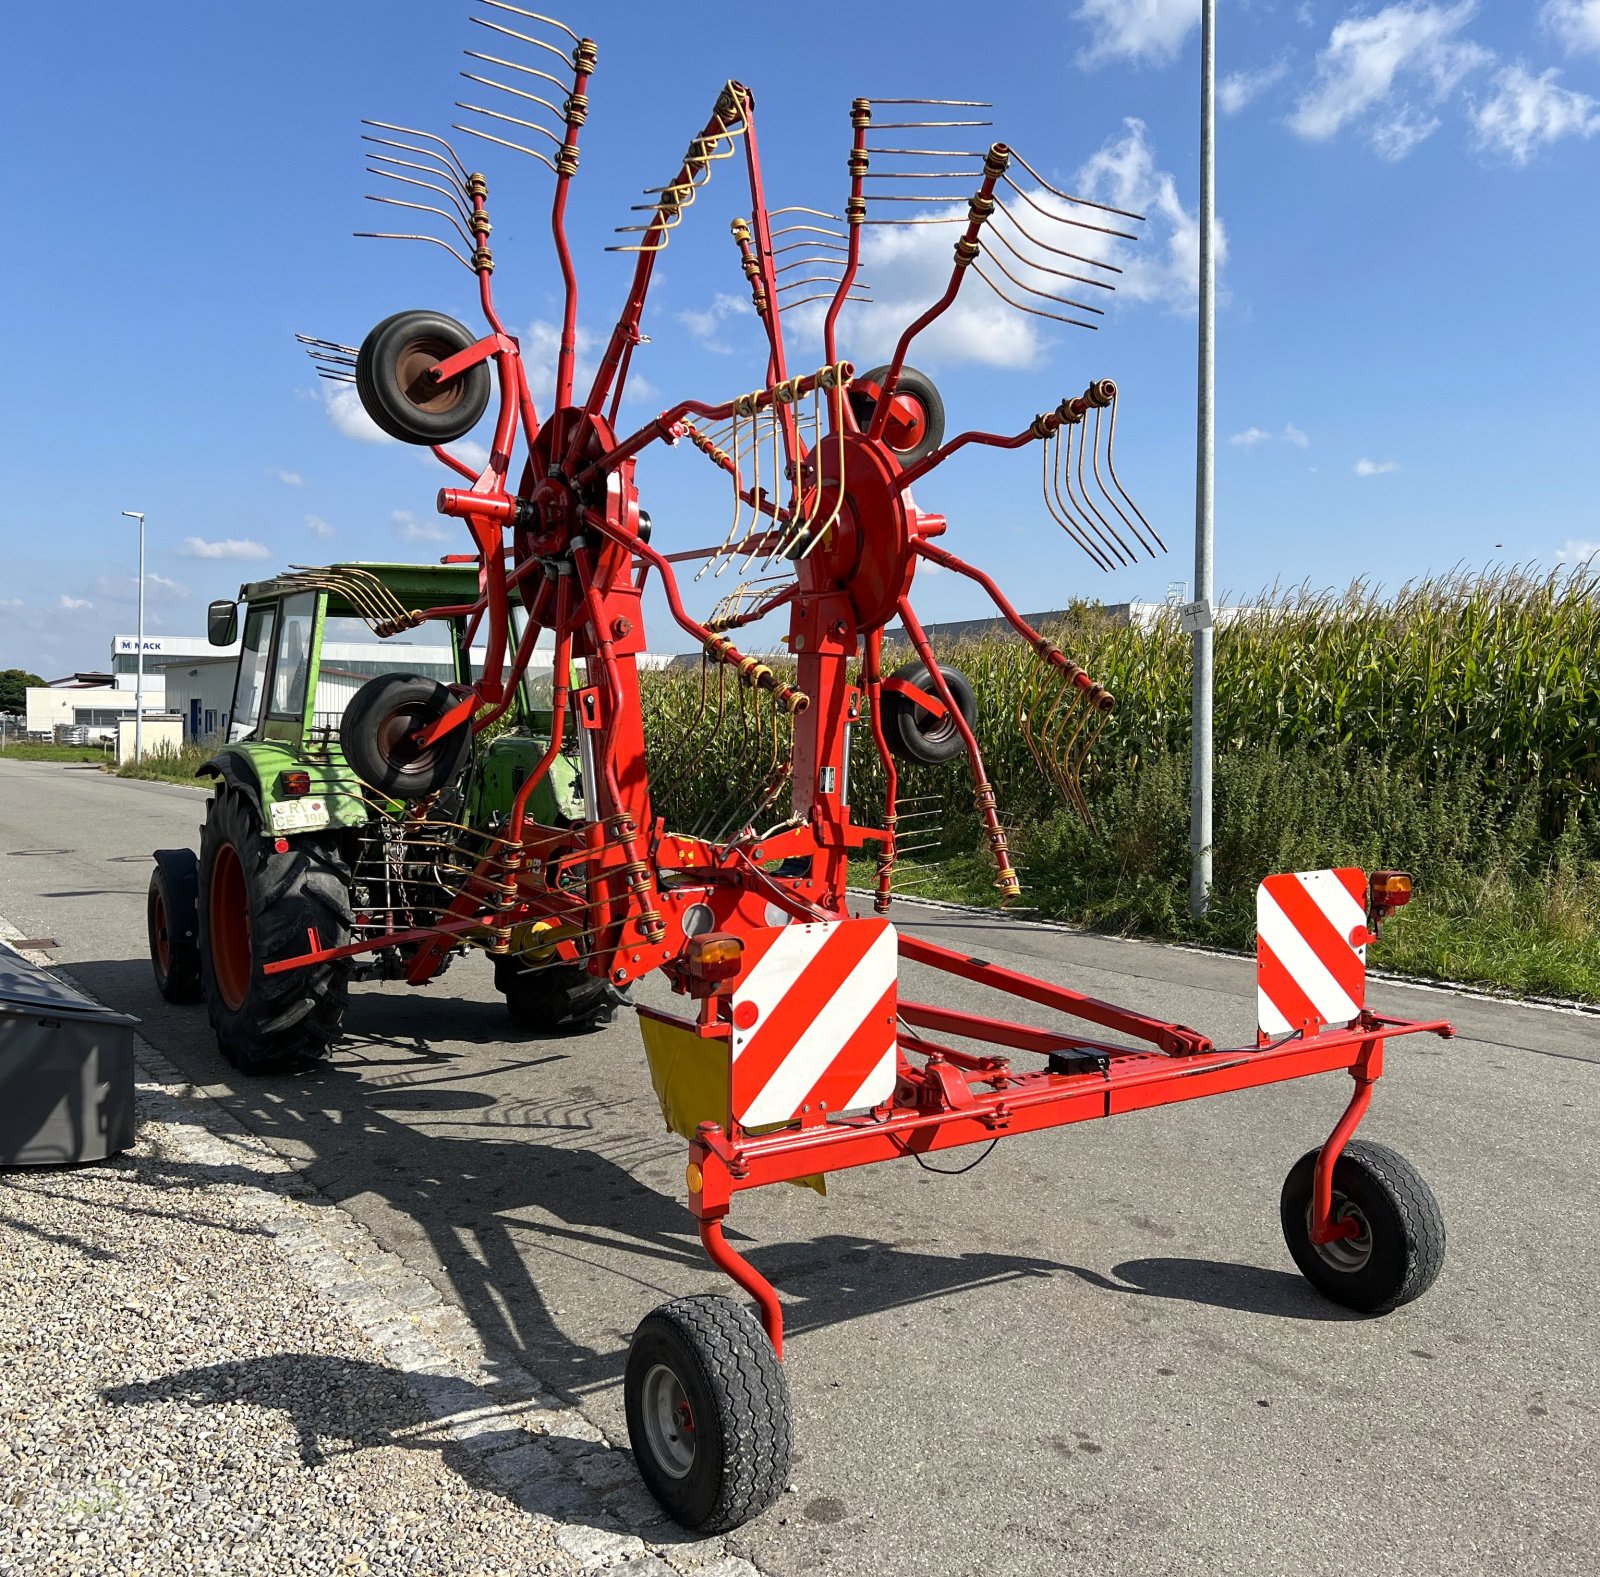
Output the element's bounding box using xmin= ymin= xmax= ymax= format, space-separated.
xmin=1189 ymin=0 xmax=1216 ymax=916
xmin=122 ymin=510 xmax=146 ymax=762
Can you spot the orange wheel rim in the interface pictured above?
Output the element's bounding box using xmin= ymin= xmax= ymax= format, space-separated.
xmin=208 ymin=843 xmax=251 ymax=1010
xmin=153 ymin=891 xmax=172 ymax=976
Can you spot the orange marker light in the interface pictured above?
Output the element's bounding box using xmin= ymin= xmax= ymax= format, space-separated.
xmin=280 ymin=770 xmax=312 ymax=797
xmin=685 ymin=932 xmax=744 ymax=982
xmin=1369 ymin=870 xmax=1413 ymax=910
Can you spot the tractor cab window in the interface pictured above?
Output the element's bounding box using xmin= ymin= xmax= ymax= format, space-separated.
xmin=510 ymin=605 xmax=559 ymax=724
xmin=268 ymin=594 xmax=317 ymax=720
xmin=228 ymin=604 xmax=276 ymax=742
xmin=310 ymin=615 xmax=458 ymax=736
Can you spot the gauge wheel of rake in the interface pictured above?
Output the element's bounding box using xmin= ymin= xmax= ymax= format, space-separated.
xmin=882 ymin=660 xmax=977 ymax=767
xmin=340 ymin=673 xmax=472 ymax=800
xmin=849 ymin=363 xmax=946 ymax=470
xmin=355 ymin=309 xmax=492 ymax=445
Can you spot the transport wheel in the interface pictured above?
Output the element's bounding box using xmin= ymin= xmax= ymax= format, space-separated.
xmin=1280 ymin=1141 xmax=1445 ymax=1314
xmin=882 ymin=660 xmax=977 ymax=766
xmin=198 ymin=790 xmax=352 ymax=1073
xmin=340 ymin=673 xmax=471 ymax=800
xmin=849 ymin=363 xmax=945 ymax=469
xmin=355 ymin=309 xmax=492 ymax=445
xmin=147 ymin=856 xmax=202 ymax=1004
xmin=492 ymin=957 xmax=629 ymax=1033
xmin=624 ymin=1294 xmax=791 ymax=1533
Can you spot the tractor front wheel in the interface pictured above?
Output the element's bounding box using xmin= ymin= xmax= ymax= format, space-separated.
xmin=198 ymin=789 xmax=352 ymax=1073
xmin=624 ymin=1294 xmax=791 ymax=1532
xmin=493 ymin=957 xmax=627 ymax=1033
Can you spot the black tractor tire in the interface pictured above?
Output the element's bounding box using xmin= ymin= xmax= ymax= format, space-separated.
xmin=340 ymin=673 xmax=471 ymax=801
xmin=493 ymin=956 xmax=628 ymax=1033
xmin=197 ymin=789 xmax=352 ymax=1073
xmin=882 ymin=660 xmax=977 ymax=766
xmin=849 ymin=363 xmax=946 ymax=469
xmin=625 ymin=1294 xmax=791 ymax=1533
xmin=147 ymin=854 xmax=202 ymax=1004
xmin=355 ymin=309 xmax=492 ymax=446
xmin=1280 ymin=1140 xmax=1446 ymax=1315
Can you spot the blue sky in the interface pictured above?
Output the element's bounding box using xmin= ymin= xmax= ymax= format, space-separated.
xmin=2 ymin=0 xmax=1597 ymax=676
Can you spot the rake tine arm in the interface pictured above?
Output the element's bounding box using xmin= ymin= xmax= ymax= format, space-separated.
xmin=892 ymin=408 xmax=1053 ymax=492
xmin=824 ymin=98 xmax=872 ymax=366
xmin=867 ymin=143 xmax=1011 ymax=444
xmin=550 ymin=36 xmax=596 ymax=416
xmin=912 ymin=538 xmax=1116 ymax=711
xmin=861 ymin=628 xmax=900 ymax=914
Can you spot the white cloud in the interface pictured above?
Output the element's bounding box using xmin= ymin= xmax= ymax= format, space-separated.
xmin=275 ymin=469 xmax=304 ymax=487
xmin=1543 ymin=1 xmax=1600 ymax=56
xmin=305 ymin=515 xmax=336 ymax=539
xmin=1232 ymin=422 xmax=1310 ymax=448
xmin=1354 ymin=457 xmax=1400 ymax=475
xmin=1074 ymin=119 xmax=1224 ymax=313
xmin=1220 ymin=59 xmax=1291 ymax=114
xmin=1290 ymin=2 xmax=1493 ymax=160
xmin=1075 ymin=0 xmax=1199 ymax=67
xmin=1555 ymin=537 xmax=1600 ymax=564
xmin=446 ymin=438 xmax=491 ymax=473
xmin=58 ymin=595 xmax=93 ymax=611
xmin=146 ymin=573 xmax=188 ymax=595
xmin=678 ymin=291 xmax=753 ymax=354
xmin=321 ymin=382 xmax=393 ymax=445
xmin=178 ymin=537 xmax=271 ymax=560
xmin=392 ymin=509 xmax=450 ymax=544
xmin=1471 ymin=65 xmax=1600 ymax=163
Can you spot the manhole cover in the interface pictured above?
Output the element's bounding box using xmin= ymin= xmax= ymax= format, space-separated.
xmin=5 ymin=850 xmax=73 ymax=857
xmin=107 ymin=855 xmax=150 ymax=864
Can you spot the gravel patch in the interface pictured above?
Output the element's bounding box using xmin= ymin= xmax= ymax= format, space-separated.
xmin=0 ymin=989 xmax=762 ymax=1577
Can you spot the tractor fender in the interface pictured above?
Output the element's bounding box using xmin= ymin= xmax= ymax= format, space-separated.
xmin=150 ymin=847 xmax=201 ymax=952
xmin=196 ymin=753 xmax=265 ymax=821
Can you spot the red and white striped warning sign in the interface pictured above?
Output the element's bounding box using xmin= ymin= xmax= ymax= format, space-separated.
xmin=1256 ymin=868 xmax=1370 ymax=1042
xmin=731 ymin=918 xmax=898 ymax=1129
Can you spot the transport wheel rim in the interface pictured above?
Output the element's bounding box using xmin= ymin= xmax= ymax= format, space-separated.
xmin=396 ymin=336 xmax=465 ymax=417
xmin=1308 ymin=1193 xmax=1373 ymax=1273
xmin=377 ymin=703 xmax=442 ymax=772
xmin=640 ymin=1363 xmax=697 ymax=1479
xmin=153 ymin=891 xmax=172 ymax=976
xmin=209 ymin=843 xmax=252 ymax=1011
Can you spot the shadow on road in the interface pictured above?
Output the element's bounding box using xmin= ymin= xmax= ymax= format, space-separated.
xmin=1062 ymin=1255 xmax=1350 ymax=1320
xmin=66 ymin=956 xmax=1075 ymax=1417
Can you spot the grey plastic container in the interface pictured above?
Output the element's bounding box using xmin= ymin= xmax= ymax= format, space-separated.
xmin=0 ymin=941 xmax=137 ymax=1167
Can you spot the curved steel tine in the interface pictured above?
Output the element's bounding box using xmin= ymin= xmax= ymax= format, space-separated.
xmin=985 ymin=220 xmax=1115 ymax=293
xmin=1007 ymin=149 xmax=1146 ymax=223
xmin=1106 ymin=392 xmax=1166 ymax=553
xmin=1089 ymin=404 xmax=1158 ymax=558
xmin=366 ymin=165 xmax=474 ymax=226
xmin=1043 ymin=433 xmax=1114 ymax=571
xmin=1001 ymin=174 xmax=1139 ymax=242
xmin=455 ymin=99 xmax=564 ymax=145
xmin=479 ymin=2 xmax=582 ymax=45
xmin=459 ymin=70 xmax=567 ymax=122
xmin=453 ymin=121 xmax=558 ymax=171
xmin=362 ymin=192 xmax=477 ymax=253
xmin=361 ymin=120 xmax=470 ymax=183
xmin=977 ymin=240 xmax=1104 ymax=316
xmin=992 ymin=198 xmax=1121 ymax=275
xmin=470 ymin=14 xmax=578 ymax=71
xmin=1059 ymin=421 xmax=1130 ymax=567
xmin=360 ymin=138 xmax=471 ymax=196
xmin=353 ymin=230 xmax=476 ymax=270
xmin=1074 ymin=410 xmax=1137 ymax=560
xmin=463 ymin=49 xmax=569 ymax=95
xmin=972 ymin=263 xmax=1099 ymax=329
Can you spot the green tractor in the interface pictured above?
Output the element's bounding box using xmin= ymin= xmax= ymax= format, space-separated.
xmin=146 ymin=562 xmax=620 ymax=1073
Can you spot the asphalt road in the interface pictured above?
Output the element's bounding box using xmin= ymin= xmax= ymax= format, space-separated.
xmin=1 ymin=756 xmax=1595 ymax=1577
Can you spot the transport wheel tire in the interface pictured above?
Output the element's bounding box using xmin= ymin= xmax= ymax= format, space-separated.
xmin=355 ymin=309 xmax=492 ymax=445
xmin=849 ymin=363 xmax=945 ymax=469
xmin=340 ymin=673 xmax=471 ymax=800
xmin=625 ymin=1294 xmax=791 ymax=1533
xmin=881 ymin=660 xmax=977 ymax=766
xmin=147 ymin=858 xmax=202 ymax=1004
xmin=1280 ymin=1141 xmax=1445 ymax=1315
xmin=493 ymin=957 xmax=628 ymax=1033
xmin=198 ymin=789 xmax=352 ymax=1073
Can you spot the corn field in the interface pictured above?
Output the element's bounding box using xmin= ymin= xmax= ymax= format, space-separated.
xmin=639 ymin=567 xmax=1600 ymax=998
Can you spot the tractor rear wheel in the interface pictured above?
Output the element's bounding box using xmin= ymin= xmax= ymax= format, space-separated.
xmin=198 ymin=789 xmax=352 ymax=1073
xmin=493 ymin=956 xmax=627 ymax=1033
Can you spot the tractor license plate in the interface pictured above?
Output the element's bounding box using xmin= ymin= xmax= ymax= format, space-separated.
xmin=269 ymin=797 xmax=331 ymax=835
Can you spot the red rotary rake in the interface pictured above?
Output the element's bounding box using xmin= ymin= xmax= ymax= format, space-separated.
xmin=291 ymin=6 xmax=1453 ymax=1532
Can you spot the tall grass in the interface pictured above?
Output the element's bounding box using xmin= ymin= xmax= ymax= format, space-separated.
xmin=639 ymin=567 xmax=1600 ymax=999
